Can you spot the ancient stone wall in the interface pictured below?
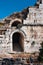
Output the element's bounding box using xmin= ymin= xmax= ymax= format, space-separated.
xmin=0 ymin=0 xmax=43 ymax=54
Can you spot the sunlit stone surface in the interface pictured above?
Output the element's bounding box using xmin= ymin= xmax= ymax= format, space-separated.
xmin=0 ymin=0 xmax=43 ymax=55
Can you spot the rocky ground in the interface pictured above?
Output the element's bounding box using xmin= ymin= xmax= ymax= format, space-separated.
xmin=0 ymin=57 xmax=42 ymax=65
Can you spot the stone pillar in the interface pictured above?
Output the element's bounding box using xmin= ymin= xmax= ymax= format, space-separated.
xmin=42 ymin=0 xmax=43 ymax=3
xmin=37 ymin=0 xmax=42 ymax=4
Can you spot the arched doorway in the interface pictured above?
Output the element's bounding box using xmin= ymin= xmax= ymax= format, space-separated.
xmin=12 ymin=32 xmax=24 ymax=52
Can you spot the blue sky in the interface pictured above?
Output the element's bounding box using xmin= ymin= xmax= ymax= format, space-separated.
xmin=0 ymin=0 xmax=37 ymax=19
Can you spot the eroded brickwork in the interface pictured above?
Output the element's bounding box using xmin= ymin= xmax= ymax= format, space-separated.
xmin=0 ymin=0 xmax=43 ymax=56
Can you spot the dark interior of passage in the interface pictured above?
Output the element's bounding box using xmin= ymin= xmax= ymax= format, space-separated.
xmin=12 ymin=32 xmax=24 ymax=52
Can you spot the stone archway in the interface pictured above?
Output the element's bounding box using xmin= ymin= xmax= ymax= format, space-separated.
xmin=12 ymin=32 xmax=24 ymax=52
xmin=9 ymin=18 xmax=22 ymax=27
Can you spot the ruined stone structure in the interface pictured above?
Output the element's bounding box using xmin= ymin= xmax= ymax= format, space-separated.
xmin=0 ymin=0 xmax=43 ymax=55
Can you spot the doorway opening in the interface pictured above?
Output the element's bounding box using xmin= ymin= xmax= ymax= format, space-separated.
xmin=12 ymin=32 xmax=24 ymax=52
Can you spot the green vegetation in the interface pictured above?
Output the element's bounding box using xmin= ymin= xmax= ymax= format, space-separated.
xmin=38 ymin=42 xmax=43 ymax=62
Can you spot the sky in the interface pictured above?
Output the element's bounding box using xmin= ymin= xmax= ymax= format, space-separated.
xmin=0 ymin=0 xmax=37 ymax=19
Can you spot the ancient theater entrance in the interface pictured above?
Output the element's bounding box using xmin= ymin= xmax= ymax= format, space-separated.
xmin=12 ymin=32 xmax=24 ymax=52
